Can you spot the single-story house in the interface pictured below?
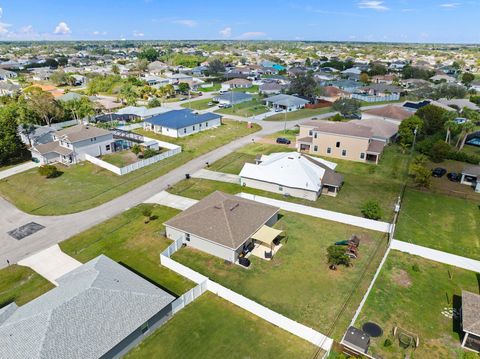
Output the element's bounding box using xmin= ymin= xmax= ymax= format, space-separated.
xmin=0 ymin=255 xmax=175 ymax=359
xmin=221 ymin=78 xmax=252 ymax=91
xmin=317 ymin=86 xmax=350 ymax=102
xmin=213 ymin=92 xmax=253 ymax=106
xmin=437 ymin=98 xmax=480 ymax=112
xmin=264 ymin=94 xmax=309 ymax=112
xmin=116 ymin=106 xmax=169 ymax=120
xmin=461 ymin=290 xmax=480 ymax=353
xmin=351 ymin=84 xmax=402 ymax=102
xmin=239 ymin=152 xmax=343 ymax=200
xmin=460 ymin=165 xmax=480 ymax=193
xmin=143 ymin=109 xmax=222 ymax=138
xmin=56 ymin=92 xmax=84 ymax=102
xmin=164 ymin=191 xmax=281 ymax=263
xmin=362 ymin=105 xmax=413 ymax=123
xmin=30 ymin=124 xmax=113 ymax=165
xmin=430 ymin=74 xmax=456 ymax=83
xmin=259 ymin=82 xmax=284 ymax=95
xmin=0 ymin=68 xmax=17 ymax=80
xmin=0 ymin=81 xmax=21 ymax=96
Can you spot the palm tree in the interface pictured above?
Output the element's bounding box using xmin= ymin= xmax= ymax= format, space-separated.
xmin=443 ymin=119 xmax=458 ymax=144
xmin=457 ymin=121 xmax=476 ymax=151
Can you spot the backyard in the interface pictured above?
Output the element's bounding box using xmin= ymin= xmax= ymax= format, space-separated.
xmin=59 ymin=204 xmax=193 ymax=296
xmin=356 ymin=250 xmax=480 ymax=359
xmin=215 ymin=97 xmax=269 ymax=117
xmin=0 ymin=120 xmax=260 ymax=215
xmin=126 ymin=293 xmax=316 ymax=359
xmin=202 ymin=142 xmax=410 ymax=221
xmin=100 ymin=150 xmax=139 ymax=167
xmin=264 ymin=106 xmax=333 ymax=121
xmin=172 ymin=210 xmax=388 ymax=339
xmin=395 ymin=189 xmax=480 ymax=260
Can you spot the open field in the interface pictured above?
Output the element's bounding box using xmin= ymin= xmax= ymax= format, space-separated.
xmin=395 ymin=189 xmax=480 ymax=260
xmin=180 ymin=97 xmax=215 ymax=110
xmin=173 ymin=210 xmax=388 ymax=339
xmin=204 ymin=143 xmax=409 ymax=221
xmin=60 ymin=204 xmax=193 ymax=296
xmin=356 ymin=250 xmax=480 ymax=358
xmin=264 ymin=107 xmax=332 ymax=121
xmin=0 ymin=265 xmax=54 ymax=308
xmin=126 ymin=292 xmax=316 ymax=359
xmin=215 ymin=97 xmax=269 ymax=117
xmin=0 ymin=121 xmax=260 ymax=215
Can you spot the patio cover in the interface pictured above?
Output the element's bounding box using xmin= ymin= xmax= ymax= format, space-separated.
xmin=251 ymin=225 xmax=283 ymax=245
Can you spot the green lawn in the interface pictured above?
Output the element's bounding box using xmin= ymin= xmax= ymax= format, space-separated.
xmin=100 ymin=150 xmax=138 ymax=167
xmin=180 ymin=98 xmax=215 ymax=110
xmin=173 ymin=210 xmax=388 ymax=339
xmin=265 ymin=128 xmax=300 ymax=142
xmin=232 ymin=84 xmax=259 ymax=93
xmin=204 ymin=143 xmax=409 ymax=221
xmin=198 ymin=83 xmax=221 ymax=92
xmin=126 ymin=292 xmax=316 ymax=359
xmin=395 ymin=189 xmax=480 ymax=260
xmin=215 ymin=97 xmax=269 ymax=117
xmin=0 ymin=120 xmax=260 ymax=215
xmin=59 ymin=204 xmax=193 ymax=296
xmin=264 ymin=107 xmax=332 ymax=121
xmin=0 ymin=265 xmax=54 ymax=308
xmin=356 ymin=250 xmax=479 ymax=359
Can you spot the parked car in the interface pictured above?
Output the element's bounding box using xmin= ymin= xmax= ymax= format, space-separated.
xmin=179 ymin=97 xmax=187 ymax=101
xmin=447 ymin=172 xmax=461 ymax=182
xmin=207 ymin=102 xmax=214 ymax=106
xmin=276 ymin=137 xmax=291 ymax=145
xmin=431 ymin=167 xmax=447 ymax=177
xmin=218 ymin=103 xmax=232 ymax=108
xmin=343 ymin=113 xmax=362 ymax=120
xmin=274 ymin=108 xmax=284 ymax=112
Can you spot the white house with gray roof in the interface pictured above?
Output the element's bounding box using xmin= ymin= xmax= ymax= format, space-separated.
xmin=264 ymin=94 xmax=309 ymax=112
xmin=0 ymin=255 xmax=175 ymax=359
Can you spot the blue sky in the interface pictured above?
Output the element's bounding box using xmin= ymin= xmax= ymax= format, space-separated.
xmin=0 ymin=0 xmax=478 ymax=43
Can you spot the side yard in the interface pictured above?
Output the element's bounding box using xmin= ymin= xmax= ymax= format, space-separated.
xmin=0 ymin=120 xmax=260 ymax=215
xmin=126 ymin=293 xmax=316 ymax=359
xmin=180 ymin=98 xmax=215 ymax=110
xmin=356 ymin=250 xmax=480 ymax=358
xmin=215 ymin=97 xmax=269 ymax=117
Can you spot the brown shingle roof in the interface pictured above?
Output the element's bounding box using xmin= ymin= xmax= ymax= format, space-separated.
xmin=462 ymin=290 xmax=480 ymax=334
xmin=32 ymin=142 xmax=73 ymax=156
xmin=363 ymin=105 xmax=412 ymax=121
xmin=367 ymin=139 xmax=385 ymax=154
xmin=302 ymin=121 xmax=373 ymax=139
xmin=55 ymin=124 xmax=112 ymax=143
xmin=164 ymin=191 xmax=280 ymax=249
xmin=462 ymin=165 xmax=480 ymax=177
xmin=223 ymin=78 xmax=252 ymax=85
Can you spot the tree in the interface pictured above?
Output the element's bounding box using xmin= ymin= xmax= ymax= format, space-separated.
xmin=147 ymin=98 xmax=161 ymax=108
xmin=332 ymin=98 xmax=361 ymax=115
xmin=178 ymin=82 xmax=190 ymax=94
xmin=23 ymin=87 xmax=64 ymax=126
xmin=141 ymin=206 xmax=153 ymax=223
xmin=326 ymin=245 xmax=351 ymax=267
xmin=135 ymin=59 xmax=149 ymax=72
xmin=409 ymin=159 xmax=431 ymax=188
xmin=131 ymin=144 xmax=141 ymax=157
xmin=398 ymin=115 xmax=423 ymax=146
xmin=434 ymin=83 xmax=467 ymax=99
xmin=416 ymin=104 xmax=448 ymax=135
xmin=50 ymin=70 xmax=71 ymax=86
xmin=61 ymin=97 xmax=95 ymax=120
xmin=288 ymin=72 xmax=318 ymax=98
xmin=111 ymin=64 xmax=120 ymax=75
xmin=361 ymin=201 xmax=383 ymax=220
xmin=368 ymin=63 xmax=387 ymax=76
xmin=119 ymin=84 xmax=137 ymax=105
xmin=359 ymin=72 xmax=370 ymax=84
xmin=19 ymin=123 xmax=36 ymax=147
xmin=401 ymin=65 xmax=435 ymax=80
xmin=38 ymin=164 xmax=59 ymax=178
xmin=207 ymin=59 xmax=225 ymax=75
xmin=429 ymin=140 xmax=451 ymax=162
xmin=457 ymin=121 xmax=476 ymax=150
xmin=0 ymin=104 xmax=27 ymax=165
xmin=138 ymin=47 xmax=159 ymax=62
xmin=461 ymin=72 xmax=475 ymax=86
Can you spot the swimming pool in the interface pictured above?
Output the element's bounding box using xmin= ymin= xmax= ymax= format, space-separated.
xmin=466 ymin=137 xmax=480 ymax=147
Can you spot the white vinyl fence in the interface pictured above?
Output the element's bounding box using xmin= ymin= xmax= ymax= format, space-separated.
xmin=160 ymin=239 xmax=333 ymax=353
xmin=351 ymin=93 xmax=400 ymax=102
xmin=171 ymin=280 xmax=208 ymax=315
xmin=117 ymin=122 xmax=145 ymax=131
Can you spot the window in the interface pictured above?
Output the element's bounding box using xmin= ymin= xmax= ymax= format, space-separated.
xmin=327 ymin=147 xmax=331 ymax=154
xmin=183 ymin=128 xmax=187 ymax=134
xmin=141 ymin=322 xmax=149 ymax=334
xmin=278 ymin=186 xmax=283 ymax=191
xmin=314 ymin=145 xmax=318 ymax=152
xmin=342 ymin=149 xmax=347 ymax=156
xmin=206 ymin=122 xmax=208 ymax=127
xmin=360 ymin=153 xmax=365 ymax=159
xmin=185 ymin=233 xmax=190 ymax=242
xmin=192 ymin=125 xmax=195 ymax=131
xmin=336 ymin=141 xmax=340 ymax=148
xmin=308 ymin=130 xmax=313 ymax=136
xmin=106 ymin=144 xmax=111 ymax=151
xmin=199 ymin=123 xmax=202 ymax=128
xmin=314 ymin=132 xmax=318 ymax=139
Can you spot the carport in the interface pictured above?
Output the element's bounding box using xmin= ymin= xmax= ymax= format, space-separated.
xmin=250 ymin=225 xmax=283 ymax=260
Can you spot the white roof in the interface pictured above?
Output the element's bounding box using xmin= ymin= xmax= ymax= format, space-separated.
xmin=115 ymin=106 xmax=169 ymax=118
xmin=239 ymin=152 xmax=337 ymax=192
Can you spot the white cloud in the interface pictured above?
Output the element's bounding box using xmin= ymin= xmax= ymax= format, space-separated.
xmin=236 ymin=31 xmax=266 ymax=40
xmin=219 ymin=26 xmax=232 ymax=38
xmin=173 ymin=19 xmax=197 ymax=27
xmin=93 ymin=30 xmax=107 ymax=36
xmin=440 ymin=3 xmax=460 ymax=7
xmin=358 ymin=1 xmax=389 ymax=11
xmin=133 ymin=30 xmax=144 ymax=37
xmin=53 ymin=21 xmax=71 ymax=35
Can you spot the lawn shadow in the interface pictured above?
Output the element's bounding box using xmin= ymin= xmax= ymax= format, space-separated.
xmin=452 ymin=294 xmax=463 ymax=341
xmin=118 ymin=261 xmax=179 ymax=299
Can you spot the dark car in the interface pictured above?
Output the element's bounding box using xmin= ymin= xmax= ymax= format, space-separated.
xmin=343 ymin=113 xmax=362 ymax=120
xmin=431 ymin=167 xmax=447 ymax=177
xmin=447 ymin=172 xmax=461 ymax=182
xmin=276 ymin=137 xmax=291 ymax=145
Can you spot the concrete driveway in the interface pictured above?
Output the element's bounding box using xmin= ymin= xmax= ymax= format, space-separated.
xmin=144 ymin=190 xmax=198 ymax=210
xmin=0 ymin=161 xmax=39 ymax=180
xmin=192 ymin=169 xmax=240 ymax=184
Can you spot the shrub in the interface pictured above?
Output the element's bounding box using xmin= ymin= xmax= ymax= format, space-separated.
xmin=143 ymin=148 xmax=158 ymax=159
xmin=429 ymin=140 xmax=452 ymax=163
xmin=141 ymin=207 xmax=153 ymax=223
xmin=329 ymin=113 xmax=344 ymax=122
xmin=383 ymin=338 xmax=393 ymax=347
xmin=326 ymin=245 xmax=351 ymax=267
xmin=361 ymin=201 xmax=383 ymax=220
xmin=412 ymin=264 xmax=420 ymax=272
xmin=38 ymin=164 xmax=59 ymax=178
xmin=131 ymin=144 xmax=141 ymax=156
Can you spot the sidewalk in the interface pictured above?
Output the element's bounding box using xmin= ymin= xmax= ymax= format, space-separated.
xmin=144 ymin=190 xmax=198 ymax=210
xmin=0 ymin=161 xmax=39 ymax=180
xmin=237 ymin=193 xmax=392 ymax=233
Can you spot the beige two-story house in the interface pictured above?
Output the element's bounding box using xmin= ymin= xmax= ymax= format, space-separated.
xmin=296 ymin=119 xmax=398 ymax=164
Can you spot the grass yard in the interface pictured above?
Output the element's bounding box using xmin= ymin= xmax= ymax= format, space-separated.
xmin=198 ymin=83 xmax=221 ymax=92
xmin=0 ymin=265 xmax=54 ymax=308
xmin=232 ymin=84 xmax=259 ymax=93
xmin=180 ymin=97 xmax=215 ymax=110
xmin=126 ymin=292 xmax=316 ymax=359
xmin=395 ymin=189 xmax=480 ymax=260
xmin=59 ymin=204 xmax=193 ymax=296
xmin=100 ymin=150 xmax=138 ymax=167
xmin=265 ymin=128 xmax=300 ymax=142
xmin=204 ymin=143 xmax=409 ymax=221
xmin=215 ymin=97 xmax=269 ymax=117
xmin=0 ymin=120 xmax=260 ymax=215
xmin=356 ymin=250 xmax=480 ymax=359
xmin=264 ymin=107 xmax=332 ymax=121
xmin=173 ymin=210 xmax=388 ymax=339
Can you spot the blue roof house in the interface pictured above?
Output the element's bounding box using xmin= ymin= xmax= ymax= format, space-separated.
xmin=144 ymin=109 xmax=222 ymax=138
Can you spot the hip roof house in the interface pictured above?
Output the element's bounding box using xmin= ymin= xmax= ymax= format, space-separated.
xmin=239 ymin=152 xmax=344 ymax=200
xmin=0 ymin=255 xmax=174 ymax=359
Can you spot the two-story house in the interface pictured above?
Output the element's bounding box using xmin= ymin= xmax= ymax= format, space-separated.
xmin=296 ymin=120 xmax=397 ymax=164
xmin=30 ymin=124 xmax=113 ymax=165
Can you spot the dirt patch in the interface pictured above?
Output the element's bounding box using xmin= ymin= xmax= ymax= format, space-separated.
xmin=392 ymin=269 xmax=412 ymax=288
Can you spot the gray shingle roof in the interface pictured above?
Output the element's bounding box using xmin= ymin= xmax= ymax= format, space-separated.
xmin=264 ymin=94 xmax=309 ymax=107
xmin=55 ymin=124 xmax=112 ymax=143
xmin=0 ymin=255 xmax=174 ymax=359
xmin=462 ymin=290 xmax=480 ymax=334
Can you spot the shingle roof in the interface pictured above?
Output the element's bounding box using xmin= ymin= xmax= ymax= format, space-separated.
xmin=462 ymin=290 xmax=480 ymax=334
xmin=145 ymin=109 xmax=221 ymax=129
xmin=164 ymin=191 xmax=280 ymax=249
xmin=55 ymin=124 xmax=112 ymax=143
xmin=302 ymin=120 xmax=373 ymax=138
xmin=0 ymin=255 xmax=174 ymax=359
xmin=363 ymin=105 xmax=412 ymax=121
xmin=32 ymin=141 xmax=73 ymax=156
xmin=462 ymin=165 xmax=480 ymax=177
xmin=354 ymin=119 xmax=399 ymax=140
xmin=367 ymin=139 xmax=386 ymax=154
xmin=264 ymin=94 xmax=309 ymax=107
